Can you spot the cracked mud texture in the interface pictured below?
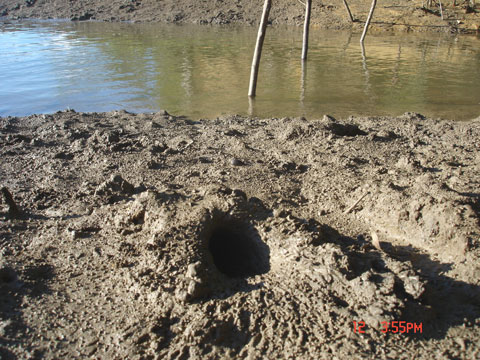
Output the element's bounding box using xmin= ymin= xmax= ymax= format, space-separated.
xmin=0 ymin=0 xmax=479 ymax=33
xmin=1 ymin=110 xmax=480 ymax=359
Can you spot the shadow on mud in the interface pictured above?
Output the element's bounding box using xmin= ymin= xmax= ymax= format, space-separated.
xmin=319 ymin=223 xmax=480 ymax=341
xmin=392 ymin=245 xmax=480 ymax=340
xmin=0 ymin=262 xmax=54 ymax=359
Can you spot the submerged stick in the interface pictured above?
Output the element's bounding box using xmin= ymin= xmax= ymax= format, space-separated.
xmin=300 ymin=59 xmax=307 ymax=104
xmin=301 ymin=0 xmax=312 ymax=60
xmin=360 ymin=42 xmax=371 ymax=94
xmin=1 ymin=187 xmax=20 ymax=218
xmin=248 ymin=0 xmax=272 ymax=97
xmin=360 ymin=0 xmax=377 ymax=43
xmin=248 ymin=96 xmax=255 ymax=116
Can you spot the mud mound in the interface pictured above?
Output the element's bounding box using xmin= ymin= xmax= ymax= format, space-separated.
xmin=1 ymin=110 xmax=479 ymax=358
xmin=50 ymin=186 xmax=426 ymax=358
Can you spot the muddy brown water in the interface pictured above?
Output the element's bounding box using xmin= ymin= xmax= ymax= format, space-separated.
xmin=0 ymin=20 xmax=479 ymax=120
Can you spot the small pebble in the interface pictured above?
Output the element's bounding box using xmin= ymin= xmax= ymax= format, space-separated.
xmin=230 ymin=158 xmax=244 ymax=166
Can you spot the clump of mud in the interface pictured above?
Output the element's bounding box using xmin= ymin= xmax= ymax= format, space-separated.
xmin=0 ymin=110 xmax=479 ymax=359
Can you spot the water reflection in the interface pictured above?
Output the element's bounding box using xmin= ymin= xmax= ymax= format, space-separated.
xmin=0 ymin=20 xmax=479 ymax=120
xmin=360 ymin=42 xmax=371 ymax=96
xmin=300 ymin=60 xmax=307 ymax=107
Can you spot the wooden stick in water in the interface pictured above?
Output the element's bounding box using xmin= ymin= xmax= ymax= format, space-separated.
xmin=360 ymin=0 xmax=377 ymax=43
xmin=302 ymin=0 xmax=312 ymax=60
xmin=248 ymin=0 xmax=272 ymax=97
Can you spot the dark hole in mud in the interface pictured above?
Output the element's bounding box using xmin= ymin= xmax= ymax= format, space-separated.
xmin=331 ymin=294 xmax=349 ymax=308
xmin=208 ymin=223 xmax=269 ymax=278
xmin=132 ymin=210 xmax=145 ymax=225
xmin=0 ymin=266 xmax=17 ymax=283
xmin=326 ymin=123 xmax=367 ymax=137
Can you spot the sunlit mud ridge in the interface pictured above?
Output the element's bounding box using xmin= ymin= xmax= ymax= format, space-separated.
xmin=0 ymin=0 xmax=479 ymax=33
xmin=1 ymin=110 xmax=479 ymax=358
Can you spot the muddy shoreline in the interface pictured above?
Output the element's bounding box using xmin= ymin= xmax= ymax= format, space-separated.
xmin=1 ymin=110 xmax=479 ymax=359
xmin=0 ymin=0 xmax=479 ymax=33
xmin=1 ymin=2 xmax=479 ymax=359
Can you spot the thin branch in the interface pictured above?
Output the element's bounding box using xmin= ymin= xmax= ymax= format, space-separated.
xmin=248 ymin=0 xmax=272 ymax=97
xmin=301 ymin=0 xmax=312 ymax=60
xmin=360 ymin=0 xmax=377 ymax=43
xmin=343 ymin=190 xmax=370 ymax=214
xmin=343 ymin=0 xmax=355 ymax=22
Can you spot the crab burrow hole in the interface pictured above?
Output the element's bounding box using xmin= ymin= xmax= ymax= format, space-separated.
xmin=207 ymin=220 xmax=270 ymax=278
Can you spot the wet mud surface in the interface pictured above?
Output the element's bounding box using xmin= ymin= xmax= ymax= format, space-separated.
xmin=1 ymin=110 xmax=480 ymax=358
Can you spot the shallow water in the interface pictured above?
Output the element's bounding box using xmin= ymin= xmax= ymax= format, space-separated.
xmin=0 ymin=20 xmax=479 ymax=120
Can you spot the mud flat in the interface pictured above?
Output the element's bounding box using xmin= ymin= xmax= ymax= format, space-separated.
xmin=0 ymin=110 xmax=479 ymax=358
xmin=0 ymin=0 xmax=479 ymax=33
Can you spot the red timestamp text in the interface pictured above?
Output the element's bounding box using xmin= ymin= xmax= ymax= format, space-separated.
xmin=353 ymin=321 xmax=422 ymax=334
